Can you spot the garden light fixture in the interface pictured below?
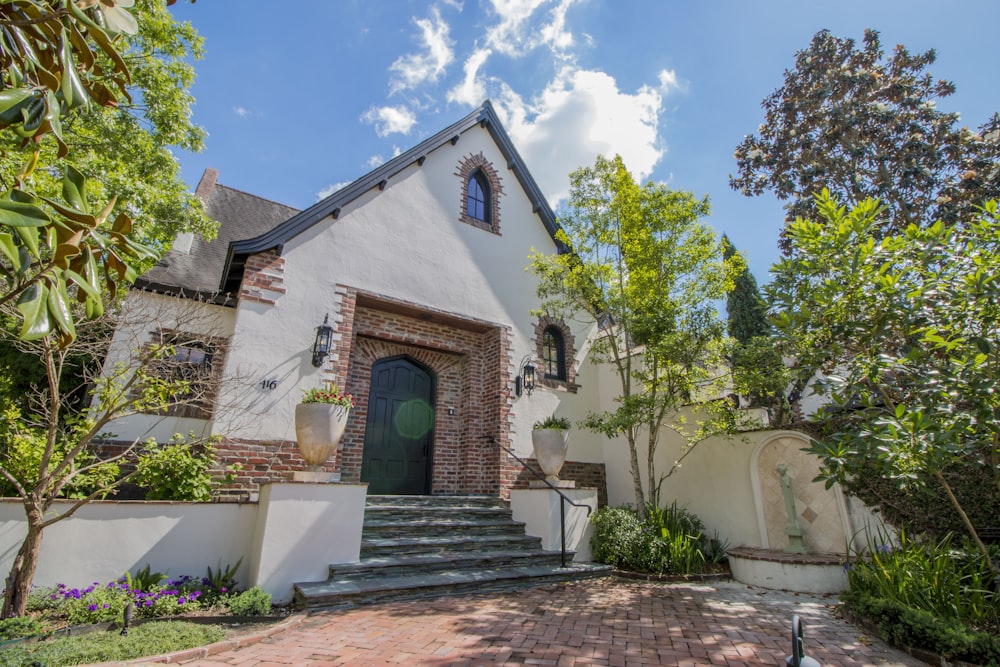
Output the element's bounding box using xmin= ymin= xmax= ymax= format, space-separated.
xmin=311 ymin=314 xmax=334 ymax=367
xmin=515 ymin=355 xmax=536 ymax=396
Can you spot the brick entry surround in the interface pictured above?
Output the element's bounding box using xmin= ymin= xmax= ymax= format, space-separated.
xmin=210 ymin=287 xmax=607 ymax=502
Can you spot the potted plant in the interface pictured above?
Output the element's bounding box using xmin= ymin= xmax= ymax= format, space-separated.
xmin=294 ymin=382 xmax=355 ymax=471
xmin=531 ymin=414 xmax=571 ymax=483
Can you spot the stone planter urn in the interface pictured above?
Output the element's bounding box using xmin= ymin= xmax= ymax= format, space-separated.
xmin=531 ymin=428 xmax=569 ymax=483
xmin=294 ymin=403 xmax=350 ymax=471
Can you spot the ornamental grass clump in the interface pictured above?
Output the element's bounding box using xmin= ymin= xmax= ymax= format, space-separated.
xmin=300 ymin=383 xmax=355 ymax=408
xmin=844 ymin=529 xmax=999 ymax=636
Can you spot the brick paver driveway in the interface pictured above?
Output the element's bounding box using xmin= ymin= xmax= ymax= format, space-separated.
xmin=161 ymin=578 xmax=926 ymax=667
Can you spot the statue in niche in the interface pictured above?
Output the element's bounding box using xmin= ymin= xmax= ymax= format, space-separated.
xmin=776 ymin=463 xmax=807 ymax=553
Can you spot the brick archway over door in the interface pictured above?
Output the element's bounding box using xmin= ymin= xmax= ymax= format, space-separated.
xmin=332 ymin=290 xmax=513 ymax=496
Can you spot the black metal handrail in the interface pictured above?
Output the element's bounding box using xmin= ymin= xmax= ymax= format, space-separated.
xmin=490 ymin=437 xmax=592 ymax=568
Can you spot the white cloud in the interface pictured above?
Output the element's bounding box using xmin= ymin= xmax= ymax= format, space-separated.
xmin=494 ymin=67 xmax=664 ymax=205
xmin=485 ymin=0 xmax=581 ymax=57
xmin=389 ymin=7 xmax=455 ymax=94
xmin=658 ymin=68 xmax=685 ymax=95
xmin=233 ymin=106 xmax=250 ymax=118
xmin=361 ymin=105 xmax=418 ymax=137
xmin=316 ymin=181 xmax=352 ymax=201
xmin=447 ymin=48 xmax=491 ymax=106
xmin=366 ymin=154 xmax=386 ymax=169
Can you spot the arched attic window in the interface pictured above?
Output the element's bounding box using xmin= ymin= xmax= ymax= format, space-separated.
xmin=457 ymin=153 xmax=502 ymax=234
xmin=466 ymin=170 xmax=491 ymax=223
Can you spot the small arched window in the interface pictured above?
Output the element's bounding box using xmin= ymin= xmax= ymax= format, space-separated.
xmin=542 ymin=326 xmax=566 ymax=381
xmin=466 ymin=170 xmax=490 ymax=223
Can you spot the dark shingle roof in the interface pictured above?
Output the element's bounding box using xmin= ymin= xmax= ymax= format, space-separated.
xmin=134 ymin=179 xmax=298 ymax=304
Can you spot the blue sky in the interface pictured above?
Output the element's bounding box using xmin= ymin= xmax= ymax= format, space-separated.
xmin=168 ymin=0 xmax=1000 ymax=282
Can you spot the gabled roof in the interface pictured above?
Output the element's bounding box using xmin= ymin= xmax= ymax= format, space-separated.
xmin=134 ymin=171 xmax=299 ymax=305
xmin=218 ymin=100 xmax=563 ymax=294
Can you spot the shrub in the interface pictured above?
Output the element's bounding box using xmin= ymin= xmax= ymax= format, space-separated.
xmin=590 ymin=503 xmax=725 ymax=575
xmin=133 ymin=435 xmax=225 ymax=501
xmin=843 ymin=590 xmax=1000 ymax=665
xmin=226 ymin=586 xmax=272 ymax=616
xmin=845 ymin=529 xmax=999 ymax=633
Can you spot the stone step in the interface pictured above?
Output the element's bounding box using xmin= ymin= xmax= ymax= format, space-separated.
xmin=360 ymin=532 xmax=544 ymax=558
xmin=293 ymin=493 xmax=606 ymax=611
xmin=329 ymin=549 xmax=569 ymax=580
xmin=363 ymin=505 xmax=513 ymax=522
xmin=361 ymin=516 xmax=527 ymax=540
xmin=364 ymin=494 xmax=505 ymax=509
xmin=294 ymin=562 xmax=611 ymax=610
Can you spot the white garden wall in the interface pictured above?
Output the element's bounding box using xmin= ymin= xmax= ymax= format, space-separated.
xmin=0 ymin=483 xmax=366 ymax=604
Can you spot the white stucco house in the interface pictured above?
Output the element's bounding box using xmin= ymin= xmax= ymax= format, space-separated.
xmin=0 ymin=102 xmax=882 ymax=599
xmin=103 ymin=100 xmax=609 ymax=503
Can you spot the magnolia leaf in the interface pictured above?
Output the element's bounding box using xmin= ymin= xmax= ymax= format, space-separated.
xmin=16 ymin=282 xmax=52 ymax=340
xmin=0 ymin=89 xmax=36 ymax=127
xmin=42 ymin=198 xmax=98 ymax=228
xmin=62 ymin=165 xmax=90 ymax=214
xmin=13 ymin=224 xmax=40 ymax=260
xmin=59 ymin=30 xmax=90 ymax=110
xmin=53 ymin=232 xmax=84 ymax=269
xmin=111 ymin=212 xmax=132 ymax=236
xmin=94 ymin=195 xmax=118 ymax=226
xmin=47 ymin=276 xmax=76 ymax=344
xmin=0 ymin=232 xmax=20 ymax=269
xmin=0 ymin=199 xmax=51 ymax=228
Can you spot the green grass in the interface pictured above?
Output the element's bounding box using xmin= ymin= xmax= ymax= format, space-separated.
xmin=0 ymin=620 xmax=225 ymax=667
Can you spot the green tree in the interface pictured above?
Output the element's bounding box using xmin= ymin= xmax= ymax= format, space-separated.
xmin=768 ymin=190 xmax=1000 ymax=575
xmin=730 ymin=29 xmax=1000 ymax=250
xmin=0 ymin=1 xmax=210 ymax=346
xmin=721 ymin=236 xmax=790 ymax=419
xmin=530 ymin=155 xmax=743 ymax=514
xmin=722 ymin=235 xmax=768 ymax=344
xmin=0 ymin=289 xmax=229 ymax=618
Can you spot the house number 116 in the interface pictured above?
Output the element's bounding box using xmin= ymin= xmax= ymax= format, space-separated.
xmin=260 ymin=379 xmax=277 ymax=390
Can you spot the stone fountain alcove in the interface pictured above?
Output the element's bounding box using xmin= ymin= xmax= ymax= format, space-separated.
xmin=729 ymin=431 xmax=853 ymax=593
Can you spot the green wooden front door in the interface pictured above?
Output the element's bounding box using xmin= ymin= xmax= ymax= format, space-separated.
xmin=360 ymin=356 xmax=435 ymax=494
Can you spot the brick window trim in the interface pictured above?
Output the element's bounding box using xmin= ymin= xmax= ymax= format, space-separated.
xmin=135 ymin=328 xmax=229 ymax=420
xmin=533 ymin=316 xmax=579 ymax=393
xmin=456 ymin=153 xmax=503 ymax=235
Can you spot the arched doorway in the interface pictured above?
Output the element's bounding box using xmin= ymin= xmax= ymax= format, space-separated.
xmin=360 ymin=356 xmax=436 ymax=494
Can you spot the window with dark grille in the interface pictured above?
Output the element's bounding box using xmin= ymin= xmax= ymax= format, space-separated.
xmin=466 ymin=170 xmax=490 ymax=222
xmin=148 ymin=334 xmax=221 ymax=420
xmin=542 ymin=326 xmax=566 ymax=380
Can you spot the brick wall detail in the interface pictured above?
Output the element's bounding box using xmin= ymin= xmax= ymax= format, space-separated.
xmin=239 ymin=249 xmax=286 ymax=306
xmin=501 ymin=457 xmax=608 ymax=507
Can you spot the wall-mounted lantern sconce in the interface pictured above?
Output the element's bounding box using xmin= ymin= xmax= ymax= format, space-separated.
xmin=311 ymin=314 xmax=334 ymax=367
xmin=515 ymin=354 xmax=536 ymax=397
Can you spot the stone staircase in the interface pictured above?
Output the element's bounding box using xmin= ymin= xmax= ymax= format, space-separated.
xmin=293 ymin=495 xmax=610 ymax=610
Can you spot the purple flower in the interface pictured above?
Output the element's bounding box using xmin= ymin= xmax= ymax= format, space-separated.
xmin=178 ymin=597 xmax=186 ymax=604
xmin=88 ymin=604 xmax=98 ymax=612
xmin=145 ymin=600 xmax=153 ymax=607
xmin=102 ymin=603 xmax=110 ymax=609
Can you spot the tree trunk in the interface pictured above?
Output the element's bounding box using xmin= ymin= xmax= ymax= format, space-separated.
xmin=626 ymin=432 xmax=645 ymax=518
xmin=2 ymin=515 xmax=44 ymax=618
xmin=933 ymin=470 xmax=998 ymax=578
